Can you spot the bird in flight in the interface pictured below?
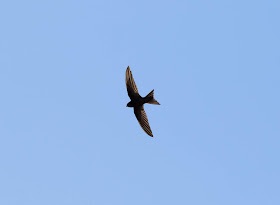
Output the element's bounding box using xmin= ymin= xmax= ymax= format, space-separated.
xmin=125 ymin=66 xmax=160 ymax=137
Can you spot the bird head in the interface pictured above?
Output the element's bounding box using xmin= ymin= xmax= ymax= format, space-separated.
xmin=126 ymin=102 xmax=133 ymax=107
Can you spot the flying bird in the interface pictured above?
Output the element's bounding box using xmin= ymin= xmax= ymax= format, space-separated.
xmin=125 ymin=66 xmax=160 ymax=137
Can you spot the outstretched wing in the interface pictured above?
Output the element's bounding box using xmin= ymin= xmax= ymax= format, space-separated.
xmin=126 ymin=66 xmax=140 ymax=100
xmin=134 ymin=105 xmax=153 ymax=137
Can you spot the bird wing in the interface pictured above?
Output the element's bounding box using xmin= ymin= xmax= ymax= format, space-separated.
xmin=126 ymin=66 xmax=140 ymax=100
xmin=134 ymin=105 xmax=153 ymax=137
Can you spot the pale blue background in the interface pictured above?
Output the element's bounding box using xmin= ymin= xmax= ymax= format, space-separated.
xmin=0 ymin=1 xmax=279 ymax=204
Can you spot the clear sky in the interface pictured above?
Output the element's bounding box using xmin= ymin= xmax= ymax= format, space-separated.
xmin=0 ymin=1 xmax=279 ymax=204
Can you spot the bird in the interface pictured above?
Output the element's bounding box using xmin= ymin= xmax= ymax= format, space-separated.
xmin=125 ymin=66 xmax=160 ymax=137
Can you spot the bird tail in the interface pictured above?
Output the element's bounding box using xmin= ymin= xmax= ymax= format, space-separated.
xmin=145 ymin=89 xmax=160 ymax=105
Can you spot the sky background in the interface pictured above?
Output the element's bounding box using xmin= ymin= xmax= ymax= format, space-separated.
xmin=0 ymin=0 xmax=279 ymax=204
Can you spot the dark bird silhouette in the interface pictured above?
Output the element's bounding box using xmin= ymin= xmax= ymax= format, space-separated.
xmin=125 ymin=66 xmax=160 ymax=137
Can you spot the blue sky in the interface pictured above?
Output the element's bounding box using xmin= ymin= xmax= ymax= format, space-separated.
xmin=0 ymin=0 xmax=279 ymax=204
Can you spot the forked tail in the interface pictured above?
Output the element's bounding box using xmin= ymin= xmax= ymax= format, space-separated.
xmin=145 ymin=89 xmax=160 ymax=105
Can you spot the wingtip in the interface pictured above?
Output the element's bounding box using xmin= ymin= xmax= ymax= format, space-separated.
xmin=126 ymin=66 xmax=131 ymax=74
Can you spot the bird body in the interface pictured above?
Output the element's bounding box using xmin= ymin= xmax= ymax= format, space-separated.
xmin=127 ymin=94 xmax=151 ymax=107
xmin=125 ymin=66 xmax=160 ymax=137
